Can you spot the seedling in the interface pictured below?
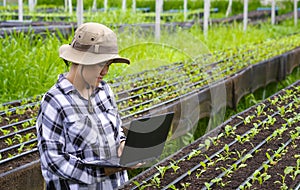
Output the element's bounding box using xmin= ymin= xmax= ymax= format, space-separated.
xmin=266 ymin=152 xmax=276 ymax=165
xmin=238 ymin=115 xmax=255 ymax=125
xmin=239 ymin=182 xmax=252 ymax=190
xmin=277 ymin=106 xmax=285 ymax=116
xmin=256 ymin=104 xmax=266 ymax=116
xmin=17 ymin=143 xmax=25 ymax=154
xmin=224 ymin=124 xmax=236 ymax=137
xmin=4 ymin=138 xmax=14 ymax=146
xmin=150 ymin=173 xmax=161 ymax=188
xmin=264 ymin=115 xmax=276 ymax=127
xmin=241 ymin=153 xmax=253 ymax=163
xmin=258 ymin=172 xmax=271 ymax=185
xmin=155 ymin=165 xmax=169 ymax=178
xmin=169 ymin=161 xmax=180 ymax=173
xmin=275 ymin=173 xmax=288 ymax=190
xmin=204 ymin=139 xmax=211 ymax=150
xmin=204 ymin=182 xmax=211 ymax=190
xmin=208 ymin=136 xmax=219 ymax=146
xmin=180 ymin=182 xmax=191 ymax=189
xmin=0 ymin=128 xmax=10 ymax=136
xmin=234 ymin=149 xmax=247 ymax=160
xmin=187 ymin=149 xmax=201 ymax=160
xmin=132 ymin=181 xmax=151 ymax=190
xmin=269 ymin=97 xmax=279 ymax=105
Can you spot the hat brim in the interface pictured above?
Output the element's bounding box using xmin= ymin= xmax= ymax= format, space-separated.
xmin=59 ymin=44 xmax=130 ymax=65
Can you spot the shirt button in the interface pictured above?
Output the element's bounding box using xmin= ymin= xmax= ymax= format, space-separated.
xmin=105 ymin=141 xmax=108 ymax=144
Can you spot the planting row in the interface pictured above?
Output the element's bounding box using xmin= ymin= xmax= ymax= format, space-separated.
xmin=1 ymin=31 xmax=300 ymax=115
xmin=2 ymin=10 xmax=297 ymax=40
xmin=2 ymin=17 xmax=299 ymax=103
xmin=121 ymin=80 xmax=300 ymax=189
xmin=0 ymin=33 xmax=300 ymax=173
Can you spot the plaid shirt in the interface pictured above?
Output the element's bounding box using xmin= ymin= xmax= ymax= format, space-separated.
xmin=36 ymin=74 xmax=128 ymax=190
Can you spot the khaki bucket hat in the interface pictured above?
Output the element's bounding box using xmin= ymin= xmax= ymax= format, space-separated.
xmin=59 ymin=22 xmax=130 ymax=65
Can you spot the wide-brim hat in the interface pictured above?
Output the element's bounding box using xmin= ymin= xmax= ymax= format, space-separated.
xmin=59 ymin=22 xmax=130 ymax=65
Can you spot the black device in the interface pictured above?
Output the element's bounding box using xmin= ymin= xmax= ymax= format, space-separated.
xmin=84 ymin=112 xmax=174 ymax=168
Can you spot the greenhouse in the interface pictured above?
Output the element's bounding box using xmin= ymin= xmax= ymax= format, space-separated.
xmin=0 ymin=0 xmax=300 ymax=189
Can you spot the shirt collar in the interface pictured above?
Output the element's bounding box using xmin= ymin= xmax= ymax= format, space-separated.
xmin=57 ymin=74 xmax=104 ymax=95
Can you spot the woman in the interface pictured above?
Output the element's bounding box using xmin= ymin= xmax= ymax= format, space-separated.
xmin=36 ymin=22 xmax=130 ymax=190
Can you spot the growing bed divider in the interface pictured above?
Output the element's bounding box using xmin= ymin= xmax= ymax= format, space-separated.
xmin=121 ymin=79 xmax=300 ymax=189
xmin=232 ymin=47 xmax=300 ymax=107
xmin=1 ymin=39 xmax=300 ymax=189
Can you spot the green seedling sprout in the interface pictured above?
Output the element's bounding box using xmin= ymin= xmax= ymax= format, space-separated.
xmin=155 ymin=165 xmax=168 ymax=178
xmin=169 ymin=161 xmax=180 ymax=173
xmin=204 ymin=182 xmax=211 ymax=190
xmin=224 ymin=124 xmax=236 ymax=137
xmin=187 ymin=149 xmax=201 ymax=160
xmin=256 ymin=104 xmax=266 ymax=116
xmin=0 ymin=128 xmax=10 ymax=136
xmin=132 ymin=181 xmax=151 ymax=190
xmin=150 ymin=173 xmax=161 ymax=188
xmin=204 ymin=139 xmax=211 ymax=150
xmin=180 ymin=182 xmax=191 ymax=189
xmin=5 ymin=138 xmax=14 ymax=146
xmin=277 ymin=106 xmax=285 ymax=116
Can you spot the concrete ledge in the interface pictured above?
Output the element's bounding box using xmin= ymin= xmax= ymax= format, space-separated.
xmin=0 ymin=160 xmax=44 ymax=190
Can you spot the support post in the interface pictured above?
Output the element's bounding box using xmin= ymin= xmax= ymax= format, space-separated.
xmin=68 ymin=0 xmax=72 ymax=14
xmin=295 ymin=0 xmax=298 ymax=26
xmin=29 ymin=0 xmax=34 ymax=12
xmin=18 ymin=0 xmax=23 ymax=21
xmin=132 ymin=0 xmax=136 ymax=13
xmin=226 ymin=0 xmax=232 ymax=17
xmin=243 ymin=0 xmax=248 ymax=31
xmin=184 ymin=0 xmax=188 ymax=21
xmin=271 ymin=0 xmax=276 ymax=25
xmin=122 ymin=0 xmax=126 ymax=11
xmin=104 ymin=0 xmax=108 ymax=12
xmin=204 ymin=0 xmax=210 ymax=38
xmin=77 ymin=0 xmax=84 ymax=26
xmin=92 ymin=0 xmax=97 ymax=12
xmin=155 ymin=0 xmax=162 ymax=41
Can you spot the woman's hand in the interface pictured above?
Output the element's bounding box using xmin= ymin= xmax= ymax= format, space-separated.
xmin=118 ymin=140 xmax=125 ymax=157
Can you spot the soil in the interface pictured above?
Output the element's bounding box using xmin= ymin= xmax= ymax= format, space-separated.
xmin=121 ymin=81 xmax=300 ymax=190
xmin=0 ymin=152 xmax=39 ymax=174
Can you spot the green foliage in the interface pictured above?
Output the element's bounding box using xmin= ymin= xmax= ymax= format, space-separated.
xmin=0 ymin=30 xmax=67 ymax=102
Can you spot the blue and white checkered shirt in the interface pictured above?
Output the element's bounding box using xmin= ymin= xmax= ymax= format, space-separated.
xmin=36 ymin=74 xmax=128 ymax=190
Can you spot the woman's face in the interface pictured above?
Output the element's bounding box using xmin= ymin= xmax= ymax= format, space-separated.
xmin=80 ymin=62 xmax=110 ymax=87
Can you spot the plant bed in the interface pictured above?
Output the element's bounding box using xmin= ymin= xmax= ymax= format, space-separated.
xmin=0 ymin=34 xmax=300 ymax=173
xmin=121 ymin=80 xmax=300 ymax=190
